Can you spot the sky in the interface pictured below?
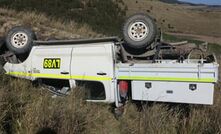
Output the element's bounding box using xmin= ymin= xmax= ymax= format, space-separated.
xmin=179 ymin=0 xmax=221 ymax=5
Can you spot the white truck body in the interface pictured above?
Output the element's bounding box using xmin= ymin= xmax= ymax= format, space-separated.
xmin=3 ymin=41 xmax=219 ymax=106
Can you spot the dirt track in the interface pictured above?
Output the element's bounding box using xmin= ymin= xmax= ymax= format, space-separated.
xmin=166 ymin=32 xmax=221 ymax=45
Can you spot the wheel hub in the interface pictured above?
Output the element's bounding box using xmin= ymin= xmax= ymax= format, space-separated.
xmin=11 ymin=32 xmax=28 ymax=48
xmin=128 ymin=21 xmax=149 ymax=41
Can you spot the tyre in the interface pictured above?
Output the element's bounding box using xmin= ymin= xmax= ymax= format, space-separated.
xmin=5 ymin=26 xmax=36 ymax=55
xmin=123 ymin=13 xmax=157 ymax=49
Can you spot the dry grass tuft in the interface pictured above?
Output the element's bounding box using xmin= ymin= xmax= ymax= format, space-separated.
xmin=0 ymin=75 xmax=220 ymax=134
xmin=0 ymin=75 xmax=119 ymax=134
xmin=20 ymin=87 xmax=87 ymax=134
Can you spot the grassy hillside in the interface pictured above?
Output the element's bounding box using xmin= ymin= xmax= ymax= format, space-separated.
xmin=0 ymin=0 xmax=126 ymax=36
xmin=0 ymin=0 xmax=220 ymax=39
xmin=0 ymin=8 xmax=101 ymax=40
xmin=0 ymin=74 xmax=221 ymax=134
xmin=0 ymin=8 xmax=103 ymax=39
xmin=124 ymin=0 xmax=221 ymax=38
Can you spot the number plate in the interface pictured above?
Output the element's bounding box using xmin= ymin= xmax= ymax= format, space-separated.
xmin=43 ymin=58 xmax=61 ymax=69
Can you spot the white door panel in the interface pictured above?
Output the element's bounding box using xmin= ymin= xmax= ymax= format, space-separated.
xmin=71 ymin=43 xmax=115 ymax=102
xmin=32 ymin=47 xmax=72 ymax=79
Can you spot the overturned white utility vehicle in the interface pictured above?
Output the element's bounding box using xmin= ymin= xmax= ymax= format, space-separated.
xmin=0 ymin=14 xmax=219 ymax=108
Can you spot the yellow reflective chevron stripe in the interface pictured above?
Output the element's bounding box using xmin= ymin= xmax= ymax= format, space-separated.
xmin=32 ymin=73 xmax=70 ymax=79
xmin=6 ymin=72 xmax=70 ymax=79
xmin=6 ymin=72 xmax=32 ymax=77
xmin=6 ymin=72 xmax=216 ymax=82
xmin=118 ymin=76 xmax=215 ymax=83
xmin=6 ymin=72 xmax=112 ymax=81
xmin=71 ymin=75 xmax=112 ymax=81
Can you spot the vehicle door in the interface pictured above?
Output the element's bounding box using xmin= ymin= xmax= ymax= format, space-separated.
xmin=71 ymin=43 xmax=115 ymax=102
xmin=32 ymin=46 xmax=72 ymax=80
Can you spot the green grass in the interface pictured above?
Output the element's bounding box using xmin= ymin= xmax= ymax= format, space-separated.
xmin=208 ymin=43 xmax=221 ymax=55
xmin=163 ymin=33 xmax=204 ymax=45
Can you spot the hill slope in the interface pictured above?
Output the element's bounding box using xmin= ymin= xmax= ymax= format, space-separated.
xmin=0 ymin=0 xmax=220 ymax=42
xmin=124 ymin=0 xmax=221 ymax=38
xmin=0 ymin=8 xmax=100 ymax=40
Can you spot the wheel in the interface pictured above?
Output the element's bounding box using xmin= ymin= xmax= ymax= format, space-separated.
xmin=5 ymin=26 xmax=36 ymax=55
xmin=123 ymin=13 xmax=157 ymax=49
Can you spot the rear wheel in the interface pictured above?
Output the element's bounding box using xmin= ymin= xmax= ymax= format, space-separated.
xmin=123 ymin=13 xmax=157 ymax=49
xmin=5 ymin=26 xmax=36 ymax=55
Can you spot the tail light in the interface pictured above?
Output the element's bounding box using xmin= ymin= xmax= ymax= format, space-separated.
xmin=119 ymin=81 xmax=128 ymax=98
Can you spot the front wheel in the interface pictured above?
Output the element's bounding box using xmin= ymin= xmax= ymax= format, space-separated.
xmin=5 ymin=26 xmax=36 ymax=55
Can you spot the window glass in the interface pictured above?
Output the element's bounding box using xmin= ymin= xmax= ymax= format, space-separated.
xmin=77 ymin=81 xmax=106 ymax=100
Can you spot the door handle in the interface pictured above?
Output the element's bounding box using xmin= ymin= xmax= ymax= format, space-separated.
xmin=97 ymin=72 xmax=107 ymax=76
xmin=60 ymin=72 xmax=69 ymax=75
